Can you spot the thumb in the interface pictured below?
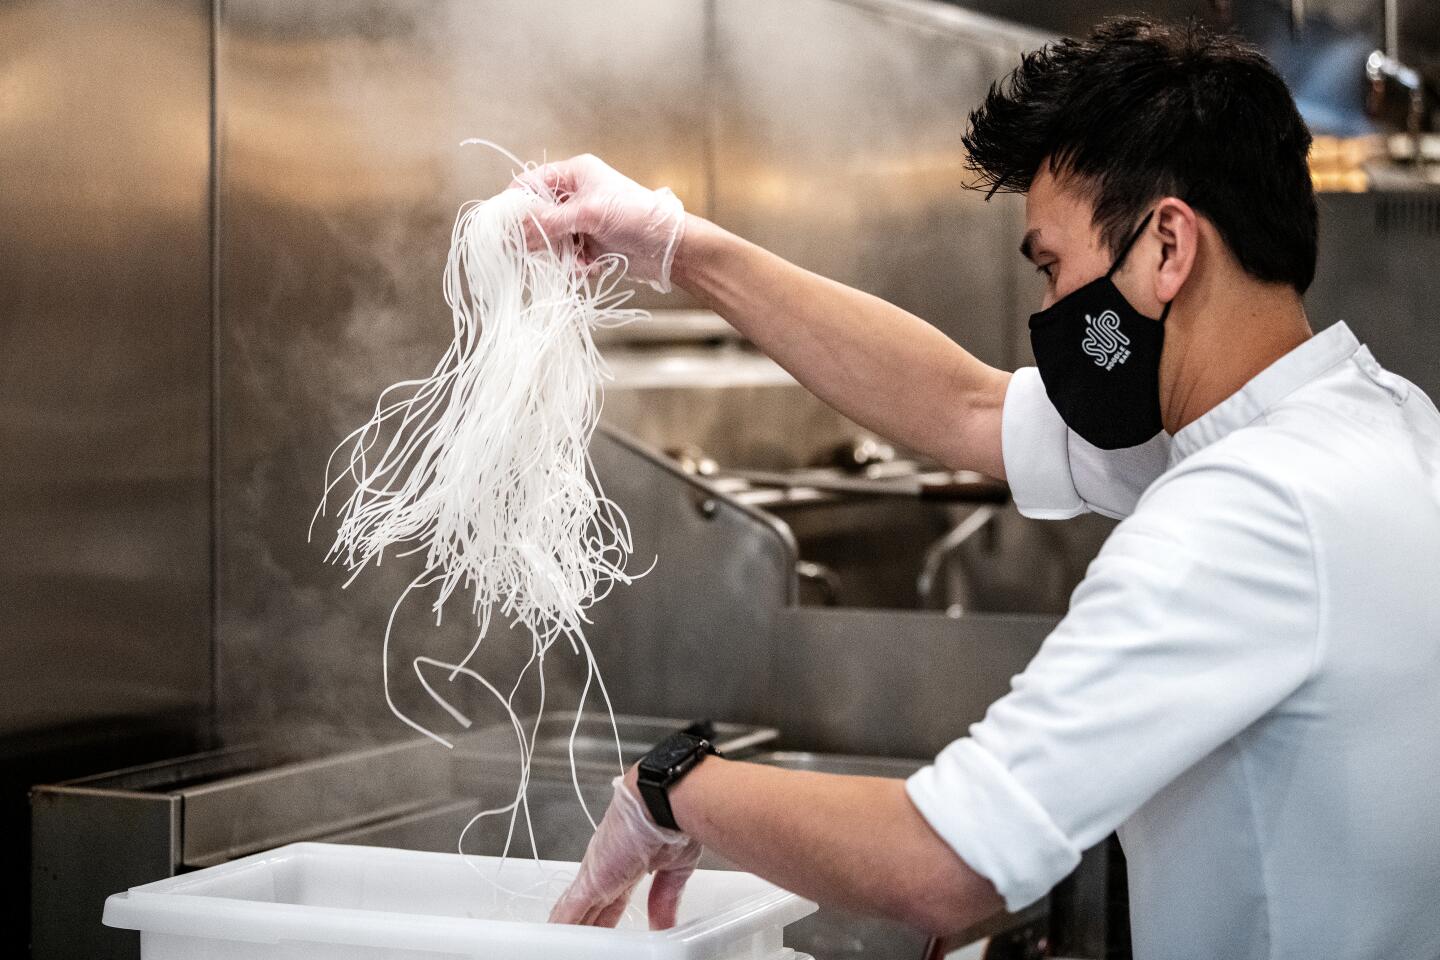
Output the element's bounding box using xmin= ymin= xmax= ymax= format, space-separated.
xmin=527 ymin=201 xmax=606 ymax=252
xmin=647 ymin=864 xmax=696 ymax=930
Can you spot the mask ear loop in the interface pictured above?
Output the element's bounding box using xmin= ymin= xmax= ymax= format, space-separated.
xmin=1105 ymin=210 xmax=1157 ymax=280
xmin=1107 ymin=209 xmax=1172 ymax=322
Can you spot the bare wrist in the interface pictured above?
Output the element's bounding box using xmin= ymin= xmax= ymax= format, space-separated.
xmin=667 ymin=753 xmax=724 ymax=834
xmin=669 ymin=213 xmax=725 ymax=295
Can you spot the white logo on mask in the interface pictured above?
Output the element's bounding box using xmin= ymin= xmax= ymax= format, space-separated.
xmin=1081 ymin=310 xmax=1131 ymax=370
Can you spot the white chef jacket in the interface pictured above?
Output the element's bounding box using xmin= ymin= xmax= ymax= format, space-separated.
xmin=906 ymin=322 xmax=1440 ymax=960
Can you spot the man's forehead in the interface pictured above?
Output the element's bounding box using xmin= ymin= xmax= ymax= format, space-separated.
xmin=1024 ymin=166 xmax=1103 ymax=255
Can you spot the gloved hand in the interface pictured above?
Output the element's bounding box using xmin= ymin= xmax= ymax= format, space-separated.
xmin=548 ymin=775 xmax=702 ymax=929
xmin=512 ymin=154 xmax=686 ymax=293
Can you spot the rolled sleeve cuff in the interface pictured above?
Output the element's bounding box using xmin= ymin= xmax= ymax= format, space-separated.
xmin=906 ymin=737 xmax=1081 ymax=912
xmin=1001 ymin=367 xmax=1085 ymax=520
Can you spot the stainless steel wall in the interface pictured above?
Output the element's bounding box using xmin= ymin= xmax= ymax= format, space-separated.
xmin=213 ymin=0 xmax=715 ymax=739
xmin=211 ymin=0 xmax=1053 ymax=744
xmin=207 ymin=0 xmax=1065 ymax=748
xmin=0 ymin=0 xmax=214 ymax=949
xmin=711 ymin=0 xmax=1046 ymax=368
xmin=0 ymin=0 xmax=213 ymax=755
xmin=1309 ymin=192 xmax=1440 ymax=400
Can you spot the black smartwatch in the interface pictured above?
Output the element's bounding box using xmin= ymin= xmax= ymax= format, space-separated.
xmin=636 ymin=732 xmax=720 ymax=830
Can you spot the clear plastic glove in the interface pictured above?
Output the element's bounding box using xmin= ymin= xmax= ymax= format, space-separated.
xmin=513 ymin=154 xmax=686 ymax=293
xmin=548 ymin=776 xmax=702 ymax=929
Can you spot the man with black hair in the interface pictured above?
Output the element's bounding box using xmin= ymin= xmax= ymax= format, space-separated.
xmin=522 ymin=17 xmax=1440 ymax=959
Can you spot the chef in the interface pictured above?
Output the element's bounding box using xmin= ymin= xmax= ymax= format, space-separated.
xmin=519 ymin=17 xmax=1440 ymax=960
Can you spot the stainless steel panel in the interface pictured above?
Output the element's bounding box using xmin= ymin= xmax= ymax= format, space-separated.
xmin=603 ymin=374 xmax=879 ymax=471
xmin=214 ymin=1 xmax=713 ymax=740
xmin=711 ymin=0 xmax=1047 ymax=367
xmin=762 ymin=500 xmax=1112 ymax=613
xmin=31 ymin=789 xmax=178 ymax=960
xmin=33 ymin=737 xmax=452 ymax=957
xmin=1307 ymin=191 xmax=1440 ymax=401
xmin=453 ymin=712 xmax=777 ymax=784
xmin=323 ymin=780 xmax=615 ymax=863
xmin=0 ymin=0 xmax=213 ymax=741
xmin=0 ymin=0 xmax=213 ymax=953
xmin=585 ymin=429 xmax=800 ymax=723
xmin=181 ymin=739 xmax=452 ymax=866
xmin=770 ymin=607 xmax=1054 ymax=756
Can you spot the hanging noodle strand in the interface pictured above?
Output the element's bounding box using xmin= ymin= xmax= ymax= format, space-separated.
xmin=311 ymin=143 xmax=649 ymax=892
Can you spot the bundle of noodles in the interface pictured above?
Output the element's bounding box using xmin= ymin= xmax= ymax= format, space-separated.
xmin=312 ymin=146 xmax=646 ymax=803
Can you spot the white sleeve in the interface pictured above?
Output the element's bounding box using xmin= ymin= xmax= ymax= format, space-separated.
xmin=906 ymin=455 xmax=1320 ymax=910
xmin=1001 ymin=367 xmax=1171 ymax=521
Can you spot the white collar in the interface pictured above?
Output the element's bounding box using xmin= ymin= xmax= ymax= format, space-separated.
xmin=1169 ymin=321 xmax=1361 ymax=463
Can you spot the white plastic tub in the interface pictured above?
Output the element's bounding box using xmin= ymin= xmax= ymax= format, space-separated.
xmin=103 ymin=842 xmax=817 ymax=960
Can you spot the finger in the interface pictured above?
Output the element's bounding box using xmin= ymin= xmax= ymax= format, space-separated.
xmin=572 ymin=878 xmax=619 ymax=927
xmin=547 ymin=885 xmax=593 ymax=925
xmin=577 ymin=892 xmax=617 ymax=927
xmin=510 ymin=160 xmax=578 ymax=199
xmin=594 ymin=892 xmax=633 ymax=929
xmin=585 ymin=877 xmax=638 ymax=928
xmin=521 ymin=210 xmax=558 ymax=254
xmin=537 ymin=202 xmax=592 ymax=240
xmin=576 ymin=900 xmax=604 ymax=927
xmin=534 ymin=203 xmax=582 ymax=236
xmin=647 ymin=866 xmax=695 ymax=930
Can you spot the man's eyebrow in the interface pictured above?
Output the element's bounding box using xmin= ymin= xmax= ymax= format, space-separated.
xmin=1019 ymin=229 xmax=1042 ymax=262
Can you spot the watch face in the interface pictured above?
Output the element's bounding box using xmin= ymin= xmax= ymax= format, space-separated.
xmin=645 ymin=733 xmax=705 ymax=773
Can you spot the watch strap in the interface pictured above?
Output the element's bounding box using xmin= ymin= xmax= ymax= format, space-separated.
xmin=637 ymin=775 xmax=680 ymax=831
xmin=636 ymin=732 xmax=718 ymax=831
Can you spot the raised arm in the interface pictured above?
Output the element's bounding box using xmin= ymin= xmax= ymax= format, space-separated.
xmin=516 ymin=155 xmax=1011 ymax=479
xmin=674 ymin=216 xmax=1010 ymax=478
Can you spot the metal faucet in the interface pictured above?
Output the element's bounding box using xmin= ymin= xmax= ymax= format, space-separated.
xmin=1367 ymin=50 xmax=1427 ymax=166
xmin=1366 ymin=0 xmax=1428 ymax=167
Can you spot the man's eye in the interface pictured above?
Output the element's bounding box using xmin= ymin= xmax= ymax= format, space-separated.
xmin=1036 ymin=263 xmax=1054 ymax=280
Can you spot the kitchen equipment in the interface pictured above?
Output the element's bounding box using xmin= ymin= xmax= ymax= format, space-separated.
xmin=102 ymin=842 xmax=818 ymax=960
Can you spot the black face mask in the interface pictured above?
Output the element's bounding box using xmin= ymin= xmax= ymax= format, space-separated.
xmin=1028 ymin=211 xmax=1170 ymax=450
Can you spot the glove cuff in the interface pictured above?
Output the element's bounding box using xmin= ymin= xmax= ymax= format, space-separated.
xmin=647 ymin=188 xmax=686 ymax=294
xmin=612 ymin=775 xmax=690 ymax=844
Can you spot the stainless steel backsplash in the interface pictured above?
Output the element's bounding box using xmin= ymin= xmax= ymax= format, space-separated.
xmin=211 ymin=0 xmax=1049 ymax=740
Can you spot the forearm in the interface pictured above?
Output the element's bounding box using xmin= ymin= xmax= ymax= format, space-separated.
xmin=662 ymin=756 xmax=1003 ymax=936
xmin=672 ymin=215 xmax=1011 ymax=479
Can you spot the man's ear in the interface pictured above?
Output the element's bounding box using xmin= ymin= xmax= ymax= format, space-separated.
xmin=1153 ymin=197 xmax=1198 ymax=306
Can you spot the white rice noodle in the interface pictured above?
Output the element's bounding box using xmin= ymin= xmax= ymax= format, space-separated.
xmin=311 ymin=145 xmax=648 ymax=882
